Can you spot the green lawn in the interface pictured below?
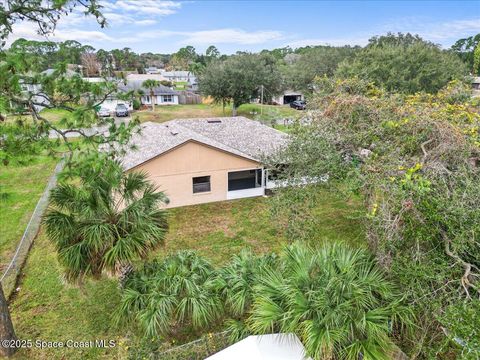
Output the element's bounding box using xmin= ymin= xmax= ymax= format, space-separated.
xmin=0 ymin=157 xmax=57 ymax=268
xmin=10 ymin=231 xmax=128 ymax=360
xmin=10 ymin=191 xmax=364 ymax=359
xmin=158 ymin=197 xmax=286 ymax=265
xmin=173 ymin=81 xmax=188 ymax=90
xmin=134 ymin=103 xmax=300 ymax=128
xmin=3 ymin=109 xmax=73 ymax=128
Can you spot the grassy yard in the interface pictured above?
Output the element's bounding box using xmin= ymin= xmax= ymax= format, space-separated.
xmin=0 ymin=157 xmax=57 ymax=269
xmin=173 ymin=81 xmax=188 ymax=90
xmin=10 ymin=191 xmax=364 ymax=359
xmin=10 ymin=231 xmax=128 ymax=360
xmin=134 ymin=103 xmax=300 ymax=126
xmin=4 ymin=109 xmax=73 ymax=127
xmin=158 ymin=197 xmax=286 ymax=265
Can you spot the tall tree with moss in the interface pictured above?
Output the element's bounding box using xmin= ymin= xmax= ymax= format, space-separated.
xmin=473 ymin=42 xmax=480 ymax=76
xmin=336 ymin=33 xmax=469 ymax=93
xmin=199 ymin=53 xmax=283 ymax=116
xmin=451 ymin=33 xmax=480 ymax=74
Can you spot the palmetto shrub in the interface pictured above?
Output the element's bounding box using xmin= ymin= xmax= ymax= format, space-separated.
xmin=214 ymin=249 xmax=276 ymax=318
xmin=248 ymin=242 xmax=412 ymax=360
xmin=44 ymin=160 xmax=169 ymax=282
xmin=118 ymin=251 xmax=222 ymax=338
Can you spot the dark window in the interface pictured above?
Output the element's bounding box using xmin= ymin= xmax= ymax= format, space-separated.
xmin=193 ymin=176 xmax=211 ymax=193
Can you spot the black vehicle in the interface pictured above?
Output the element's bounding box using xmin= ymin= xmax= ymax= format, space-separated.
xmin=290 ymin=100 xmax=306 ymax=110
xmin=115 ymin=103 xmax=129 ymax=117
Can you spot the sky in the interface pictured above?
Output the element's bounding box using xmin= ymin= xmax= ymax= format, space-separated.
xmin=7 ymin=0 xmax=480 ymax=53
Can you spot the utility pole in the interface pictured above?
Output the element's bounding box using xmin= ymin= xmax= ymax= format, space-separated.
xmin=260 ymin=85 xmax=264 ymax=116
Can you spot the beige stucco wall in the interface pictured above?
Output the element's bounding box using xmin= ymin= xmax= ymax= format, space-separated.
xmin=129 ymin=141 xmax=261 ymax=208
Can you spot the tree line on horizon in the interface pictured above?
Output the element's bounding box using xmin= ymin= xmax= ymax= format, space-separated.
xmin=8 ymin=31 xmax=479 ymax=79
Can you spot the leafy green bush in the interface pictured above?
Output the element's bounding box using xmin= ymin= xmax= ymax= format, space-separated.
xmin=336 ymin=33 xmax=469 ymax=94
xmin=273 ymin=77 xmax=480 ymax=357
xmin=248 ymin=242 xmax=412 ymax=360
xmin=132 ymin=98 xmax=141 ymax=110
xmin=118 ymin=251 xmax=222 ymax=338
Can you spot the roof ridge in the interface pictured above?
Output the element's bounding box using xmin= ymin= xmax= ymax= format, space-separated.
xmin=168 ymin=118 xmax=257 ymax=158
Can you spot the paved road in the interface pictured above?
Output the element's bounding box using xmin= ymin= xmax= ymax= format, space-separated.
xmin=48 ymin=116 xmax=131 ymax=139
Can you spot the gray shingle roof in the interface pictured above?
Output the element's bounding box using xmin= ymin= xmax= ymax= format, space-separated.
xmin=118 ymin=80 xmax=177 ymax=95
xmin=120 ymin=117 xmax=289 ymax=170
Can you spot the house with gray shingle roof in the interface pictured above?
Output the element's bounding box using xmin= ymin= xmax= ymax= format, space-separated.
xmin=118 ymin=80 xmax=179 ymax=106
xmin=119 ymin=117 xmax=289 ymax=208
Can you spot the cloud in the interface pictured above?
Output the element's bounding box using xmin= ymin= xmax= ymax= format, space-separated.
xmin=5 ymin=21 xmax=116 ymax=45
xmin=104 ymin=0 xmax=182 ymax=16
xmin=178 ymin=28 xmax=285 ymax=45
xmin=134 ymin=19 xmax=157 ymax=26
xmin=380 ymin=16 xmax=480 ymax=45
xmin=414 ymin=18 xmax=480 ymax=41
xmin=288 ymin=36 xmax=370 ymax=48
xmin=99 ymin=1 xmax=180 ymax=27
xmin=287 ymin=17 xmax=480 ymax=50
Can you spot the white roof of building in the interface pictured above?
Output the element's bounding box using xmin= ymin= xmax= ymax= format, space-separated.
xmin=162 ymin=70 xmax=193 ymax=77
xmin=126 ymin=74 xmax=167 ymax=82
xmin=472 ymin=77 xmax=480 ymax=84
xmin=205 ymin=334 xmax=311 ymax=360
xmin=118 ymin=117 xmax=289 ymax=170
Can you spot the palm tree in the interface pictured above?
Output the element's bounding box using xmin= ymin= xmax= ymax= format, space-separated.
xmin=215 ymin=250 xmax=276 ymax=318
xmin=142 ymin=79 xmax=160 ymax=112
xmin=44 ymin=160 xmax=169 ymax=282
xmin=248 ymin=242 xmax=412 ymax=360
xmin=117 ymin=251 xmax=222 ymax=338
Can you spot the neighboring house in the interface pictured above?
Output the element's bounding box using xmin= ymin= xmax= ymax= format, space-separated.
xmin=139 ymin=70 xmax=198 ymax=90
xmin=472 ymin=76 xmax=480 ymax=90
xmin=20 ymin=68 xmax=77 ymax=112
xmin=472 ymin=77 xmax=480 ymax=98
xmin=145 ymin=66 xmax=163 ymax=74
xmin=161 ymin=70 xmax=194 ymax=82
xmin=82 ymin=77 xmax=108 ymax=83
xmin=126 ymin=73 xmax=167 ymax=82
xmin=160 ymin=70 xmax=197 ymax=89
xmin=118 ymin=117 xmax=288 ymax=208
xmin=206 ymin=333 xmax=311 ymax=360
xmin=41 ymin=68 xmax=78 ymax=77
xmin=99 ymin=77 xmax=179 ymax=111
xmin=119 ymin=80 xmax=179 ymax=106
xmin=272 ymin=90 xmax=304 ymax=105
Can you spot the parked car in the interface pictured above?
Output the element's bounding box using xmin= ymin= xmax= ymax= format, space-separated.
xmin=97 ymin=107 xmax=110 ymax=117
xmin=290 ymin=100 xmax=306 ymax=110
xmin=115 ymin=103 xmax=129 ymax=117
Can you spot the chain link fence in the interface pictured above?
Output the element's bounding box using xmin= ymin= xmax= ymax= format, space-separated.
xmin=151 ymin=331 xmax=233 ymax=360
xmin=1 ymin=160 xmax=64 ymax=300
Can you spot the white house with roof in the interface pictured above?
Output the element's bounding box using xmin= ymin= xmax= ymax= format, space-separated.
xmin=206 ymin=333 xmax=311 ymax=360
xmin=117 ymin=117 xmax=288 ymax=208
xmin=118 ymin=80 xmax=179 ymax=106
